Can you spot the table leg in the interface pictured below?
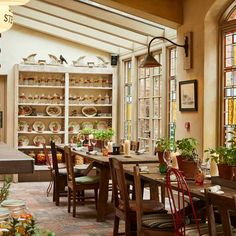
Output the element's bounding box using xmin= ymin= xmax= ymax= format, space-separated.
xmin=97 ymin=166 xmax=110 ymax=222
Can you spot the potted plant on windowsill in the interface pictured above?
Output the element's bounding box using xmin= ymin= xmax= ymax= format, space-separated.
xmin=155 ymin=137 xmax=176 ymax=166
xmin=176 ymin=137 xmax=199 ymax=179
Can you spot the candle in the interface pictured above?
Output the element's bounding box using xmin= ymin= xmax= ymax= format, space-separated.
xmin=124 ymin=140 xmax=130 ymax=156
xmin=108 ymin=141 xmax=113 ymax=153
xmin=210 ymin=160 xmax=219 ymax=176
xmin=171 ymin=152 xmax=178 ymax=168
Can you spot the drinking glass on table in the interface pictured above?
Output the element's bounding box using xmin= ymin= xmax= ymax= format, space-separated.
xmin=91 ymin=138 xmax=97 ymax=151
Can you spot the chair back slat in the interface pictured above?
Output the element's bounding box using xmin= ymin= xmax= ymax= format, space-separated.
xmin=64 ymin=146 xmax=75 ymax=185
xmin=109 ymin=158 xmax=130 ymax=211
xmin=133 ymin=165 xmax=143 ymax=235
xmin=166 ymin=168 xmax=200 ymax=236
xmin=43 ymin=144 xmax=52 ymax=167
xmin=51 ymin=141 xmax=59 ymax=174
xmin=130 ymin=141 xmax=140 ymax=152
xmin=205 ymin=191 xmax=236 ymax=236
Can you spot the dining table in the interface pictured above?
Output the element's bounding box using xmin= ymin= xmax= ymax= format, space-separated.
xmin=56 ymin=144 xmax=158 ymax=222
xmin=123 ymin=163 xmax=236 ymax=203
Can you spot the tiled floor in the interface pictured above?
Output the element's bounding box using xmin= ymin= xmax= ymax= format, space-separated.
xmin=9 ymin=182 xmax=121 ymax=236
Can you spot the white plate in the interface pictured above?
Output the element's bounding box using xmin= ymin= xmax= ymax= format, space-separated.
xmin=19 ymin=106 xmax=32 ymax=116
xmin=33 ymin=135 xmax=46 ymax=145
xmin=82 ymin=121 xmax=93 ymax=129
xmin=18 ymin=136 xmax=29 ymax=146
xmin=46 ymin=105 xmax=62 ymax=116
xmin=97 ymin=121 xmax=107 ymax=130
xmin=33 ymin=121 xmax=45 ymax=132
xmin=49 ymin=121 xmax=61 ymax=132
xmin=81 ymin=106 xmax=97 ymax=117
xmin=69 ymin=121 xmax=80 ymax=132
xmin=49 ymin=135 xmax=62 ymax=144
xmin=1 ymin=199 xmax=25 ymax=208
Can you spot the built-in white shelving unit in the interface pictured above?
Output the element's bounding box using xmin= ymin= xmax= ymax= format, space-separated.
xmin=14 ymin=64 xmax=117 ymax=156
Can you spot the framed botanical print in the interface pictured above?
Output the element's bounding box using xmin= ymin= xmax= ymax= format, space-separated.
xmin=179 ymin=80 xmax=198 ymax=111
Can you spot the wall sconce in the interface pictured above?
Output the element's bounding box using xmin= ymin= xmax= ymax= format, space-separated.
xmin=140 ymin=32 xmax=192 ymax=69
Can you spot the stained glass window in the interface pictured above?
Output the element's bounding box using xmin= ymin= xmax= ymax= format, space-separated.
xmin=223 ymin=30 xmax=236 ymax=143
xmin=124 ymin=60 xmax=132 ymax=140
xmin=168 ymin=47 xmax=177 ymax=139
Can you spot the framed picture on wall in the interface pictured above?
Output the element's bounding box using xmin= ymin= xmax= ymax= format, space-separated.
xmin=179 ymin=80 xmax=198 ymax=111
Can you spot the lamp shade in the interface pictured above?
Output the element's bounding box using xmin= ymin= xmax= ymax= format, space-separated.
xmin=0 ymin=0 xmax=30 ymax=5
xmin=0 ymin=6 xmax=13 ymax=33
xmin=139 ymin=53 xmax=161 ymax=68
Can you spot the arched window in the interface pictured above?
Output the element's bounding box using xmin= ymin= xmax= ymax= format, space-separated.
xmin=220 ymin=3 xmax=236 ymax=144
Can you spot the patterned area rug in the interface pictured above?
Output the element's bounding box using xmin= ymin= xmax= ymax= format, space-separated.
xmin=9 ymin=182 xmax=122 ymax=236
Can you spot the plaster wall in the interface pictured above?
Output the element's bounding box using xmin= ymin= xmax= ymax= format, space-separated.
xmin=0 ymin=25 xmax=110 ymax=146
xmin=176 ymin=0 xmax=232 ymax=156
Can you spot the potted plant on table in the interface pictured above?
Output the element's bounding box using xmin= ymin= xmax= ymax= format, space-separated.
xmin=93 ymin=128 xmax=115 ymax=154
xmin=205 ymin=146 xmax=232 ymax=180
xmin=155 ymin=137 xmax=176 ymax=166
xmin=176 ymin=137 xmax=199 ymax=179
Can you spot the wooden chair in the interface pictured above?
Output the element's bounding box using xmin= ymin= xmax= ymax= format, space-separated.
xmin=51 ymin=141 xmax=67 ymax=206
xmin=133 ymin=166 xmax=208 ymax=236
xmin=109 ymin=158 xmax=165 ymax=236
xmin=205 ymin=191 xmax=236 ymax=236
xmin=64 ymin=146 xmax=100 ymax=217
xmin=130 ymin=141 xmax=140 ymax=152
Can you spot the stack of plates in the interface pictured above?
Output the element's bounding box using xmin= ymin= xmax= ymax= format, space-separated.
xmin=1 ymin=199 xmax=26 ymax=214
xmin=0 ymin=207 xmax=10 ymax=221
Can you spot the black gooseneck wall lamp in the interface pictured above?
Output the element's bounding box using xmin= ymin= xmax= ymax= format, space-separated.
xmin=140 ymin=34 xmax=191 ymax=68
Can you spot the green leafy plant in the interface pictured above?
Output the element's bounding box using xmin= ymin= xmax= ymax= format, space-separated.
xmin=80 ymin=128 xmax=94 ymax=135
xmin=0 ymin=177 xmax=12 ymax=204
xmin=156 ymin=137 xmax=176 ymax=152
xmin=93 ymin=128 xmax=115 ymax=141
xmin=204 ymin=146 xmax=231 ymax=165
xmin=176 ymin=137 xmax=198 ymax=160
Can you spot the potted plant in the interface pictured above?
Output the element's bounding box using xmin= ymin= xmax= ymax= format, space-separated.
xmin=37 ymin=124 xmax=43 ymax=132
xmin=93 ymin=128 xmax=115 ymax=152
xmin=155 ymin=137 xmax=176 ymax=166
xmin=176 ymin=137 xmax=199 ymax=179
xmin=205 ymin=146 xmax=232 ymax=180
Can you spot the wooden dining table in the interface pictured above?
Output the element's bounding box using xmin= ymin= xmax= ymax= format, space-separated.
xmin=56 ymin=144 xmax=158 ymax=222
xmin=123 ymin=163 xmax=236 ymax=203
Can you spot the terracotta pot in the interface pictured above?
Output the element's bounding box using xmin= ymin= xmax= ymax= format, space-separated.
xmin=217 ymin=164 xmax=233 ymax=180
xmin=176 ymin=155 xmax=198 ymax=179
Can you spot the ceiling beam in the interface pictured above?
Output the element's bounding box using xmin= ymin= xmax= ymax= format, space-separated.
xmin=14 ymin=14 xmax=129 ymax=54
xmin=91 ymin=0 xmax=183 ymax=28
xmin=40 ymin=0 xmax=165 ymax=37
xmin=24 ymin=0 xmax=149 ymax=46
xmin=13 ymin=6 xmax=138 ymax=51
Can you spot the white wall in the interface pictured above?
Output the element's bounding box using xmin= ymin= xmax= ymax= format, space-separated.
xmin=0 ymin=24 xmax=110 ymax=146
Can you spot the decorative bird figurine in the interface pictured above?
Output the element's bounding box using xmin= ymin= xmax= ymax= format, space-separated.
xmin=60 ymin=55 xmax=68 ymax=64
xmin=48 ymin=54 xmax=60 ymax=65
xmin=22 ymin=53 xmax=37 ymax=64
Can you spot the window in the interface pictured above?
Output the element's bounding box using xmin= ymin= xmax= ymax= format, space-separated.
xmin=137 ymin=52 xmax=162 ymax=153
xmin=124 ymin=60 xmax=132 ymax=140
xmin=168 ymin=47 xmax=177 ymax=140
